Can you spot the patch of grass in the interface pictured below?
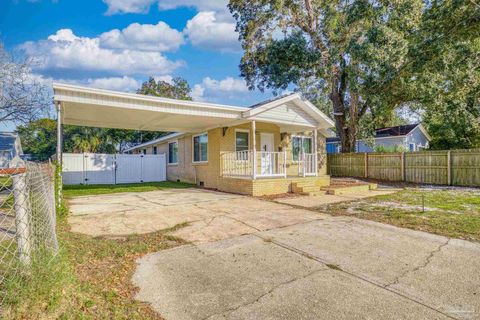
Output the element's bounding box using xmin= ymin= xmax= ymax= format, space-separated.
xmin=63 ymin=181 xmax=194 ymax=198
xmin=2 ymin=247 xmax=77 ymax=318
xmin=2 ymin=217 xmax=187 ymax=319
xmin=322 ymin=188 xmax=480 ymax=242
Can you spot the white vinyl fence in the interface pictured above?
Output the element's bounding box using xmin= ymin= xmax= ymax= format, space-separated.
xmin=62 ymin=153 xmax=166 ymax=185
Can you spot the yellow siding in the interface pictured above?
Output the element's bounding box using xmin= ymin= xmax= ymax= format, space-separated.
xmin=136 ymin=121 xmax=328 ymax=195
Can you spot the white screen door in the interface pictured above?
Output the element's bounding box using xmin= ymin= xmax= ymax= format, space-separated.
xmin=260 ymin=133 xmax=274 ymax=175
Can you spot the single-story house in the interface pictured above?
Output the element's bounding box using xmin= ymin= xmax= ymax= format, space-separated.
xmin=326 ymin=124 xmax=431 ymax=154
xmin=53 ymin=83 xmax=335 ymax=196
xmin=0 ymin=132 xmax=23 ymax=168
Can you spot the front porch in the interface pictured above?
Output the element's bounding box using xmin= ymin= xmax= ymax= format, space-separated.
xmin=220 ymin=150 xmax=324 ymax=179
xmin=217 ymin=175 xmax=331 ymax=197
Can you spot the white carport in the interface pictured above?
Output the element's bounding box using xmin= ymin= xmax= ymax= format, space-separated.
xmin=53 ymin=83 xmax=334 ymax=186
xmin=53 ymin=83 xmax=333 ymax=162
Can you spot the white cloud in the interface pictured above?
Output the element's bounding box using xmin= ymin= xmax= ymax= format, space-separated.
xmin=158 ymin=0 xmax=228 ymax=15
xmin=153 ymin=75 xmax=174 ymax=84
xmin=85 ymin=76 xmax=141 ymax=92
xmin=102 ymin=0 xmax=231 ymax=19
xmin=103 ymin=0 xmax=156 ymax=15
xmin=30 ymin=74 xmax=142 ymax=92
xmin=191 ymin=84 xmax=205 ymax=101
xmin=99 ymin=21 xmax=184 ymax=52
xmin=202 ymin=76 xmax=247 ymax=92
xmin=20 ymin=28 xmax=184 ymax=77
xmin=192 ymin=76 xmax=248 ymax=102
xmin=184 ymin=12 xmax=239 ymax=52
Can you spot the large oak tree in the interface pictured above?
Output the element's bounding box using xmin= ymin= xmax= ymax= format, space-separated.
xmin=229 ymin=0 xmax=480 ymax=152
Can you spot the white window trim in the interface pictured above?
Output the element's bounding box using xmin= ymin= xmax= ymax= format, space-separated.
xmin=192 ymin=132 xmax=208 ymax=164
xmin=292 ymin=135 xmax=314 ymax=162
xmin=168 ymin=140 xmax=178 ymax=165
xmin=234 ymin=129 xmax=250 ymax=152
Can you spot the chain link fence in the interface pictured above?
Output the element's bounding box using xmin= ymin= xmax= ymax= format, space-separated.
xmin=0 ymin=161 xmax=58 ymax=304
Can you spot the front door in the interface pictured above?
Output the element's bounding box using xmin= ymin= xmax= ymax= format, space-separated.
xmin=260 ymin=133 xmax=274 ymax=175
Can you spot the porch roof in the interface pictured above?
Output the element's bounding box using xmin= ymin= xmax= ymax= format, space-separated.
xmin=53 ymin=83 xmax=334 ymax=133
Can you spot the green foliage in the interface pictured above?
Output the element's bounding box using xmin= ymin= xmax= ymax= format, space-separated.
xmin=17 ymin=76 xmax=195 ymax=159
xmin=16 ymin=118 xmax=57 ymax=161
xmin=373 ymin=145 xmax=407 ymax=153
xmin=137 ymin=76 xmax=193 ymax=100
xmin=63 ymin=181 xmax=194 ymax=197
xmin=1 ymin=247 xmax=77 ymax=318
xmin=229 ymin=0 xmax=480 ymax=152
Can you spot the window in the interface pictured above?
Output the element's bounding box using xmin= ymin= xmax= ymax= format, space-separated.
xmin=168 ymin=142 xmax=178 ymax=164
xmin=292 ymin=136 xmax=313 ymax=161
xmin=409 ymin=143 xmax=416 ymax=152
xmin=142 ymin=149 xmax=146 ymax=155
xmin=193 ymin=133 xmax=208 ymax=163
xmin=153 ymin=146 xmax=157 ymax=155
xmin=235 ymin=130 xmax=249 ymax=160
xmin=235 ymin=131 xmax=249 ymax=152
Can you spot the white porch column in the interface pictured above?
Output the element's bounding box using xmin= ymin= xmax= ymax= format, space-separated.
xmin=56 ymin=102 xmax=63 ymax=209
xmin=314 ymin=129 xmax=318 ymax=176
xmin=56 ymin=102 xmax=63 ymax=164
xmin=252 ymin=120 xmax=257 ymax=179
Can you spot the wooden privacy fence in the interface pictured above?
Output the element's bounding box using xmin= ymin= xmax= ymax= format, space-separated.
xmin=327 ymin=149 xmax=480 ymax=187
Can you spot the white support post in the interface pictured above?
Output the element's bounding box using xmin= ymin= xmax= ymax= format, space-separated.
xmin=12 ymin=172 xmax=31 ymax=266
xmin=283 ymin=151 xmax=287 ymax=178
xmin=56 ymin=102 xmax=63 ymax=211
xmin=314 ymin=129 xmax=318 ymax=176
xmin=252 ymin=121 xmax=257 ymax=179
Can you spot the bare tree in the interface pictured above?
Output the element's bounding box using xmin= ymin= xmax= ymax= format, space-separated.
xmin=0 ymin=43 xmax=50 ymax=125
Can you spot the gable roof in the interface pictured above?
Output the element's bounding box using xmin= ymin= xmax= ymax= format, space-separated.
xmin=375 ymin=124 xmax=419 ymax=138
xmin=326 ymin=124 xmax=431 ymax=143
xmin=53 ymin=83 xmax=335 ymax=134
xmin=242 ymin=93 xmax=335 ymax=129
xmin=123 ymin=132 xmax=184 ymax=152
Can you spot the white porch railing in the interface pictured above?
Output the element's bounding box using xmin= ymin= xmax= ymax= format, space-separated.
xmin=258 ymin=151 xmax=287 ymax=178
xmin=221 ymin=150 xmax=253 ymax=177
xmin=298 ymin=152 xmax=317 ymax=177
xmin=221 ymin=150 xmax=287 ymax=178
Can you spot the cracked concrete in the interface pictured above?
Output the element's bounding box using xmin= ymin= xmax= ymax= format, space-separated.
xmin=68 ymin=188 xmax=480 ymax=319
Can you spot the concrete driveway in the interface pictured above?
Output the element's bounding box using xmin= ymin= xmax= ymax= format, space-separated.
xmin=68 ymin=188 xmax=480 ymax=319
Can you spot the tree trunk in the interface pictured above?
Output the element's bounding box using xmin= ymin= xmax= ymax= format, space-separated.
xmin=330 ymin=67 xmax=357 ymax=153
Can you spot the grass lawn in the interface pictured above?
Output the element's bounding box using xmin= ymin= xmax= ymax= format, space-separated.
xmin=321 ymin=188 xmax=480 ymax=241
xmin=63 ymin=181 xmax=194 ymax=197
xmin=2 ymin=182 xmax=192 ymax=319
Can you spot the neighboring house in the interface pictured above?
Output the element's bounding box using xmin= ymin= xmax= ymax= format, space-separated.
xmin=53 ymin=83 xmax=335 ymax=196
xmin=0 ymin=132 xmax=23 ymax=168
xmin=326 ymin=124 xmax=431 ymax=154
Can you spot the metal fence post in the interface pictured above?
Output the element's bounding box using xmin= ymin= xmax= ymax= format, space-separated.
xmin=12 ymin=172 xmax=31 ymax=266
xmin=41 ymin=164 xmax=59 ymax=253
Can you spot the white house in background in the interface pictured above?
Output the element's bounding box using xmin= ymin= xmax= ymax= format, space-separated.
xmin=0 ymin=132 xmax=23 ymax=167
xmin=326 ymin=124 xmax=432 ymax=154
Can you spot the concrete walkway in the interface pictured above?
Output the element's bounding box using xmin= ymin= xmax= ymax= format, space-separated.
xmin=68 ymin=188 xmax=480 ymax=319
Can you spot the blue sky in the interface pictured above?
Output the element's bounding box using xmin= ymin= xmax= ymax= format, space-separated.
xmin=0 ymin=0 xmax=277 ymax=130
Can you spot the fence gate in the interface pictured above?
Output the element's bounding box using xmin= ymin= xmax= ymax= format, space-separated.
xmin=84 ymin=153 xmax=115 ymax=185
xmin=62 ymin=153 xmax=166 ymax=185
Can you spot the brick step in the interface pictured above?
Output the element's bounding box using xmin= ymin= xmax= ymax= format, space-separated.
xmin=330 ymin=178 xmax=364 ymax=186
xmin=321 ymin=183 xmax=377 ymax=195
xmin=291 ymin=180 xmax=319 ymax=188
xmin=304 ymin=191 xmax=328 ymax=196
xmin=292 ymin=185 xmax=322 ymax=193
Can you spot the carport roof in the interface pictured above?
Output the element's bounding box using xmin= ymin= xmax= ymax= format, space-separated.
xmin=53 ymin=83 xmax=334 ymax=133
